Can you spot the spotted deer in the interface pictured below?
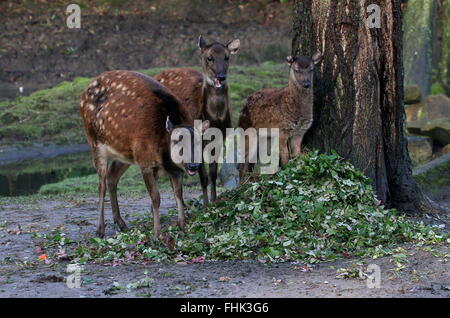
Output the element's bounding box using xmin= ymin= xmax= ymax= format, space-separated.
xmin=154 ymin=35 xmax=240 ymax=205
xmin=80 ymin=70 xmax=209 ymax=237
xmin=238 ymin=51 xmax=322 ymax=181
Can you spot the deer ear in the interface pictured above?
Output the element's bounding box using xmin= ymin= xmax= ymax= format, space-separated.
xmin=312 ymin=51 xmax=322 ymax=64
xmin=202 ymin=120 xmax=210 ymax=132
xmin=198 ymin=35 xmax=206 ymax=50
xmin=286 ymin=56 xmax=294 ymax=65
xmin=166 ymin=116 xmax=174 ymax=132
xmin=226 ymin=39 xmax=240 ymax=55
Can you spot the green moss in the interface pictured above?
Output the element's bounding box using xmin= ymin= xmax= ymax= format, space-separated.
xmin=431 ymin=82 xmax=445 ymax=95
xmin=414 ymin=158 xmax=450 ymax=193
xmin=0 ymin=77 xmax=91 ymax=144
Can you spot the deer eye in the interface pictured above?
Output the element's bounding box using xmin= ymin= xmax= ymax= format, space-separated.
xmin=207 ymin=56 xmax=214 ymax=62
xmin=224 ymin=55 xmax=230 ymax=61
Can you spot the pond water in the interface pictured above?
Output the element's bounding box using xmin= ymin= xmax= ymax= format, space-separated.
xmin=0 ymin=151 xmax=96 ymax=196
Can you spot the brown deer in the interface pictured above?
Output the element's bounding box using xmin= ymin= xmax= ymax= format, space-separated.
xmin=154 ymin=35 xmax=240 ymax=205
xmin=238 ymin=52 xmax=322 ymax=181
xmin=80 ymin=70 xmax=209 ymax=237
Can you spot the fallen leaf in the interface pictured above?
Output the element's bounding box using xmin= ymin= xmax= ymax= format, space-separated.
xmin=188 ymin=256 xmax=205 ymax=264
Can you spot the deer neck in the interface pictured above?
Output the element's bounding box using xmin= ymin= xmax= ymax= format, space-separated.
xmin=202 ymin=78 xmax=229 ymax=122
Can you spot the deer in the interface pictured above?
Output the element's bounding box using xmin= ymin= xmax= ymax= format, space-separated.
xmin=79 ymin=70 xmax=210 ymax=237
xmin=237 ymin=51 xmax=322 ymax=182
xmin=154 ymin=35 xmax=240 ymax=206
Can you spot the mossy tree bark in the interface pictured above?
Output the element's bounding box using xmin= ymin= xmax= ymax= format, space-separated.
xmin=292 ymin=0 xmax=443 ymax=214
xmin=403 ymin=0 xmax=438 ymax=96
xmin=437 ymin=0 xmax=450 ymax=95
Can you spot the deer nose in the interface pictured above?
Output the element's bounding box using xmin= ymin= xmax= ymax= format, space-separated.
xmin=187 ymin=163 xmax=200 ymax=171
xmin=303 ymin=82 xmax=311 ymax=88
xmin=217 ymin=74 xmax=227 ymax=82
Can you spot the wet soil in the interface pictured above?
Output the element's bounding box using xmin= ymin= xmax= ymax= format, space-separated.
xmin=0 ymin=190 xmax=449 ymax=298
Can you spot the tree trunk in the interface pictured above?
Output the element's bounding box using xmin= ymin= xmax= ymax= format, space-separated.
xmin=437 ymin=0 xmax=450 ymax=95
xmin=292 ymin=0 xmax=443 ymax=214
xmin=403 ymin=0 xmax=438 ymax=97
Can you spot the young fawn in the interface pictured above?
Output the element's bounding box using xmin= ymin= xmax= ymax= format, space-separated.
xmin=154 ymin=36 xmax=240 ymax=206
xmin=238 ymin=52 xmax=322 ymax=181
xmin=80 ymin=70 xmax=209 ymax=237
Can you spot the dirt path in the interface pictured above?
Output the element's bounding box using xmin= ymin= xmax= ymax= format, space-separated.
xmin=0 ymin=191 xmax=449 ymax=298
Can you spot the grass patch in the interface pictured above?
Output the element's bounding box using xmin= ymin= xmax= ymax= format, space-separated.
xmin=0 ymin=63 xmax=287 ymax=146
xmin=37 ymin=165 xmax=202 ymax=196
xmin=39 ymin=151 xmax=447 ymax=265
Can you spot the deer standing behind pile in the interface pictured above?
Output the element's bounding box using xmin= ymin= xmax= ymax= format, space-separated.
xmin=238 ymin=51 xmax=322 ymax=181
xmin=80 ymin=70 xmax=209 ymax=237
xmin=154 ymin=36 xmax=240 ymax=206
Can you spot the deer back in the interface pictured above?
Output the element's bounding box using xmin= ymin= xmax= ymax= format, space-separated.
xmin=80 ymin=70 xmax=184 ymax=167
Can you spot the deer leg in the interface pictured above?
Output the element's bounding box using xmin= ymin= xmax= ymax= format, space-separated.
xmin=142 ymin=168 xmax=161 ymax=238
xmin=238 ymin=162 xmax=248 ymax=184
xmin=209 ymin=162 xmax=218 ymax=202
xmin=198 ymin=163 xmax=209 ymax=207
xmin=238 ymin=137 xmax=257 ymax=184
xmin=279 ymin=134 xmax=290 ymax=166
xmin=107 ymin=161 xmax=130 ymax=232
xmin=289 ymin=135 xmax=304 ymax=159
xmin=169 ymin=174 xmax=185 ymax=232
xmin=95 ymin=157 xmax=107 ymax=237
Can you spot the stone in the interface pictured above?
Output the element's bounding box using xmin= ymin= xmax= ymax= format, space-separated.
xmin=219 ymin=163 xmax=239 ymax=189
xmin=407 ymin=117 xmax=450 ymax=146
xmin=407 ymin=135 xmax=433 ymax=166
xmin=405 ymin=94 xmax=450 ymax=122
xmin=435 ymin=144 xmax=450 ymax=158
xmin=404 ymin=85 xmax=422 ymax=104
xmin=413 ymin=153 xmax=450 ymax=202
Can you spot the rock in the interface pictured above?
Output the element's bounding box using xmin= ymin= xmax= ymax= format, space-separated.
xmin=413 ymin=151 xmax=450 ymax=202
xmin=219 ymin=163 xmax=239 ymax=189
xmin=406 ymin=117 xmax=450 ymax=146
xmin=404 ymin=85 xmax=422 ymax=104
xmin=435 ymin=144 xmax=450 ymax=157
xmin=405 ymin=94 xmax=450 ymax=122
xmin=407 ymin=135 xmax=433 ymax=165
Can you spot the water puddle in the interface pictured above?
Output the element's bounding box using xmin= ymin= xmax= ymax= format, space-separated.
xmin=0 ymin=151 xmax=95 ymax=196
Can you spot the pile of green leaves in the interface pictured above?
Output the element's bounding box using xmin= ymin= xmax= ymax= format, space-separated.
xmin=70 ymin=151 xmax=446 ymax=264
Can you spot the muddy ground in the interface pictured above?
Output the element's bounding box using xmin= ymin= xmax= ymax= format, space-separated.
xmin=0 ymin=0 xmax=291 ymax=100
xmin=0 ymin=189 xmax=449 ymax=298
